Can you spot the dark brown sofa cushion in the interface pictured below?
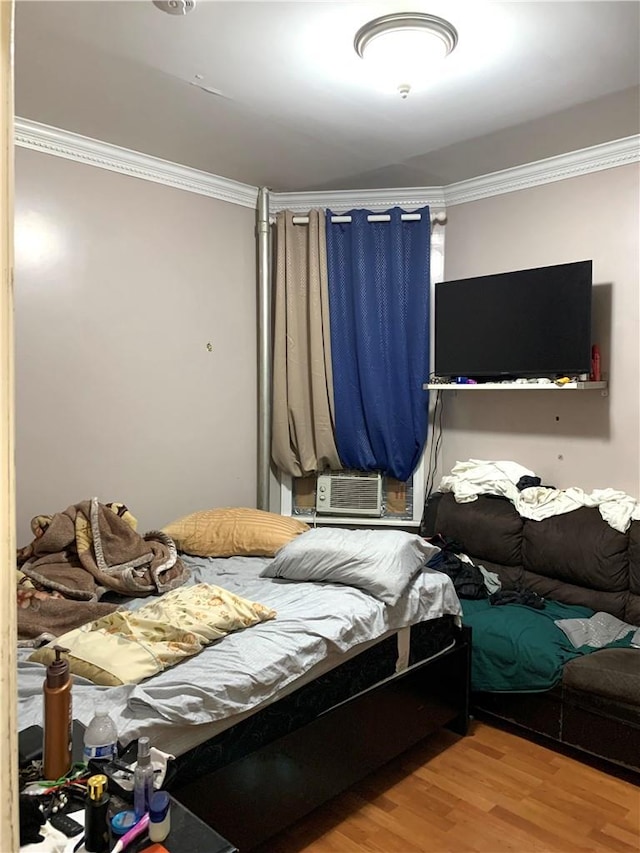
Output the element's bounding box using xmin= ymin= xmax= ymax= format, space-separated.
xmin=426 ymin=493 xmax=639 ymax=623
xmin=433 ymin=494 xmax=523 ymax=566
xmin=516 ymin=570 xmax=629 ymax=619
xmin=520 ymin=508 xmax=632 ymax=620
xmin=563 ymin=649 xmax=640 ymax=705
xmin=522 ymin=507 xmax=629 ymax=591
xmin=626 ymin=522 xmax=640 ymax=625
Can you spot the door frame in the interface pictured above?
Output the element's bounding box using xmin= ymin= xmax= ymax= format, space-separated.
xmin=0 ymin=1 xmax=18 ymax=850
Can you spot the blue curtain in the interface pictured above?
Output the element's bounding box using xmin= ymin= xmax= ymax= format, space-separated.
xmin=326 ymin=206 xmax=431 ymax=481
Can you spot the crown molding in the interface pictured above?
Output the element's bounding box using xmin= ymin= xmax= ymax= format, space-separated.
xmin=270 ymin=135 xmax=639 ymax=214
xmin=14 ymin=117 xmax=259 ymax=209
xmin=269 ymin=186 xmax=446 ymax=215
xmin=15 ymin=117 xmax=638 ymax=212
xmin=444 ymin=135 xmax=640 ymax=206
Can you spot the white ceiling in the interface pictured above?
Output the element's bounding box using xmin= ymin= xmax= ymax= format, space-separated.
xmin=15 ymin=0 xmax=640 ymax=192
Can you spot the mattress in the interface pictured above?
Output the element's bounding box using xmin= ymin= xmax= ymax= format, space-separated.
xmin=171 ymin=613 xmax=459 ymax=786
xmin=17 ymin=554 xmax=461 ymax=757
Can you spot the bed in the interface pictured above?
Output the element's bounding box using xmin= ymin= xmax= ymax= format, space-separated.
xmin=18 ymin=547 xmax=471 ymax=850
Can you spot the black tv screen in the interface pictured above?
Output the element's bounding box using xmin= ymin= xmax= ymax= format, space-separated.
xmin=434 ymin=260 xmax=593 ymax=379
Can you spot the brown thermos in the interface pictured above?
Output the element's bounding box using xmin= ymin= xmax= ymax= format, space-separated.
xmin=43 ymin=646 xmax=73 ymax=780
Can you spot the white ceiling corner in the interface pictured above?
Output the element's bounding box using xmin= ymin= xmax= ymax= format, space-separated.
xmin=15 ymin=1 xmax=640 ymax=193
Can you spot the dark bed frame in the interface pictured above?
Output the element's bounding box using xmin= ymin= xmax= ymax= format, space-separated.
xmin=172 ymin=624 xmax=471 ymax=851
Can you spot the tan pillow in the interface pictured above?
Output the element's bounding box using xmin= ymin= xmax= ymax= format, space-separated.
xmin=163 ymin=507 xmax=310 ymax=557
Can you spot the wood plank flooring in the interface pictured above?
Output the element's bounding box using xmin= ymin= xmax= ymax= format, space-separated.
xmin=254 ymin=722 xmax=639 ymax=853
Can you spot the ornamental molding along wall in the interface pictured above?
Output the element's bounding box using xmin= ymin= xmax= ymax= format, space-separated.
xmin=443 ymin=135 xmax=640 ymax=206
xmin=270 ymin=186 xmax=446 ymax=214
xmin=15 ymin=117 xmax=640 ymax=212
xmin=15 ymin=118 xmax=259 ymax=209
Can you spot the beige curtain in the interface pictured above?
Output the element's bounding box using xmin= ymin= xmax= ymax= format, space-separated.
xmin=272 ymin=209 xmax=342 ymax=477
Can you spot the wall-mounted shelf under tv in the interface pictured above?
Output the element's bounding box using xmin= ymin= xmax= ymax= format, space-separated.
xmin=423 ymin=381 xmax=608 ymax=392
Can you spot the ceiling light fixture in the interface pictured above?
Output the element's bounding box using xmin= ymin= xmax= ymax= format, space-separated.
xmin=354 ymin=12 xmax=458 ymax=99
xmin=152 ymin=0 xmax=196 ymax=15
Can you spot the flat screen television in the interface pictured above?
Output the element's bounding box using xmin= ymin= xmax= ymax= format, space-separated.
xmin=434 ymin=260 xmax=593 ymax=379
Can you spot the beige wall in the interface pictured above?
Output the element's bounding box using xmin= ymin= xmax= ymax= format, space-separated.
xmin=14 ymin=148 xmax=640 ymax=545
xmin=14 ymin=148 xmax=257 ymax=544
xmin=439 ymin=163 xmax=640 ymax=495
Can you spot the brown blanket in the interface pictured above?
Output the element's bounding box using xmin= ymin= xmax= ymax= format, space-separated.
xmin=17 ymin=499 xmax=189 ymax=642
xmin=17 ymin=580 xmax=120 ymax=644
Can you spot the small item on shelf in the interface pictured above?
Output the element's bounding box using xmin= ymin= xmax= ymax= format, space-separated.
xmin=591 ymin=344 xmax=601 ymax=381
xmin=43 ymin=646 xmax=73 ymax=781
xmin=84 ymin=773 xmax=110 ymax=853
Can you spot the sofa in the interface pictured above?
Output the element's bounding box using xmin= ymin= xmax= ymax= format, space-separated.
xmin=421 ymin=491 xmax=640 ymax=776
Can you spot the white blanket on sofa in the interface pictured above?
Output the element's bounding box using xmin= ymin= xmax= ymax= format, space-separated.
xmin=438 ymin=459 xmax=640 ymax=533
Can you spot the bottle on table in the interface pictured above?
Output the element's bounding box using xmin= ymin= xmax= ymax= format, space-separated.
xmin=43 ymin=646 xmax=73 ymax=781
xmin=133 ymin=736 xmax=155 ymax=819
xmin=84 ymin=773 xmax=110 ymax=853
xmin=149 ymin=790 xmax=171 ymax=843
xmin=83 ymin=709 xmax=118 ymax=764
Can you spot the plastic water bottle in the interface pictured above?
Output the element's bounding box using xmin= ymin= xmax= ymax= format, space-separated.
xmin=83 ymin=709 xmax=118 ymax=763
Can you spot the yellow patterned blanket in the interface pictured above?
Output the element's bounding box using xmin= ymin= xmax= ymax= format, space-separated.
xmin=30 ymin=583 xmax=277 ymax=685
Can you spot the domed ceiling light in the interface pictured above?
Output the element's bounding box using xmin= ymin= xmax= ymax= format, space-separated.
xmin=354 ymin=12 xmax=458 ymax=98
xmin=152 ymin=0 xmax=196 ymax=15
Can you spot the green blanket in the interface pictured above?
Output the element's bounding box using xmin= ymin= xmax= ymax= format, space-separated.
xmin=462 ymin=599 xmax=634 ymax=693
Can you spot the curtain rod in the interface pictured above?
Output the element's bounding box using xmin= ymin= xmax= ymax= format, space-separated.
xmin=291 ymin=212 xmax=447 ymax=225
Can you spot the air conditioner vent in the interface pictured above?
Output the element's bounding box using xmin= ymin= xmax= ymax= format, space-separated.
xmin=316 ymin=473 xmax=383 ymax=517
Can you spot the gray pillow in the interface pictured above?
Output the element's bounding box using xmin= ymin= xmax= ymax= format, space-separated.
xmin=260 ymin=527 xmax=440 ymax=605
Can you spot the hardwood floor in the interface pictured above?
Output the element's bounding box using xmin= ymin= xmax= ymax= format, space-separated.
xmin=254 ymin=722 xmax=639 ymax=853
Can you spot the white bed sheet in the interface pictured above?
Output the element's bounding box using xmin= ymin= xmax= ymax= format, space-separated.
xmin=18 ymin=555 xmax=461 ymax=756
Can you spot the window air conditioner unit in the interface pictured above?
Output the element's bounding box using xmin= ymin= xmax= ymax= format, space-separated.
xmin=315 ymin=472 xmax=383 ymax=517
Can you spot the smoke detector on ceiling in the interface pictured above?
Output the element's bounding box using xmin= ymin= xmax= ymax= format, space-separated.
xmin=153 ymin=0 xmax=196 ymax=15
